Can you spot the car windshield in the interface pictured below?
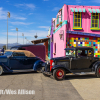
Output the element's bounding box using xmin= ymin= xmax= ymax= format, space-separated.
xmin=66 ymin=50 xmax=75 ymax=57
xmin=10 ymin=48 xmax=18 ymax=50
xmin=4 ymin=51 xmax=12 ymax=56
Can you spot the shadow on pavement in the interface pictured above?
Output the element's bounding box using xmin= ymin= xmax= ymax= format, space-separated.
xmin=1 ymin=71 xmax=38 ymax=76
xmin=65 ymin=74 xmax=97 ymax=80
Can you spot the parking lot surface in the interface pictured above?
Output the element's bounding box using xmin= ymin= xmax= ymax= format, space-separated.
xmin=0 ymin=72 xmax=99 ymax=100
xmin=68 ymin=74 xmax=100 ymax=100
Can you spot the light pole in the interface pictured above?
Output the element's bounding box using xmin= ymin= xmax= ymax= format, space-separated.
xmin=25 ymin=37 xmax=31 ymax=44
xmin=16 ymin=28 xmax=18 ymax=45
xmin=22 ymin=33 xmax=24 ymax=44
xmin=25 ymin=37 xmax=27 ymax=44
xmin=6 ymin=12 xmax=10 ymax=50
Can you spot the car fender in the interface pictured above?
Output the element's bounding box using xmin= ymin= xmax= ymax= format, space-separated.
xmin=93 ymin=61 xmax=100 ymax=74
xmin=0 ymin=62 xmax=12 ymax=72
xmin=33 ymin=60 xmax=44 ymax=71
xmin=51 ymin=64 xmax=72 ymax=73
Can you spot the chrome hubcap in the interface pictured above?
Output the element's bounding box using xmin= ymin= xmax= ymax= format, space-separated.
xmin=56 ymin=69 xmax=64 ymax=79
xmin=59 ymin=72 xmax=62 ymax=76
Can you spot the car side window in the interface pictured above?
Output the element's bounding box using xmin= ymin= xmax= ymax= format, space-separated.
xmin=77 ymin=50 xmax=88 ymax=57
xmin=13 ymin=52 xmax=25 ymax=57
xmin=88 ymin=50 xmax=93 ymax=56
xmin=77 ymin=50 xmax=81 ymax=57
xmin=66 ymin=50 xmax=75 ymax=57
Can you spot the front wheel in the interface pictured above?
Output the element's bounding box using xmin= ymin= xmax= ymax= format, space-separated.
xmin=96 ymin=66 xmax=100 ymax=78
xmin=53 ymin=68 xmax=65 ymax=81
xmin=0 ymin=66 xmax=3 ymax=75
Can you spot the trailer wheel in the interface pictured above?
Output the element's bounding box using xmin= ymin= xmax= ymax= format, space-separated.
xmin=53 ymin=68 xmax=65 ymax=81
xmin=96 ymin=66 xmax=100 ymax=78
xmin=0 ymin=66 xmax=3 ymax=75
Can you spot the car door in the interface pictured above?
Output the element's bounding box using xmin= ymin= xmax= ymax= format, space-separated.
xmin=75 ymin=49 xmax=92 ymax=69
xmin=22 ymin=57 xmax=38 ymax=69
xmin=9 ymin=52 xmax=27 ymax=70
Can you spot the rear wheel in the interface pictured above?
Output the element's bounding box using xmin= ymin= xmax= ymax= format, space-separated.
xmin=96 ymin=66 xmax=100 ymax=78
xmin=0 ymin=66 xmax=3 ymax=75
xmin=53 ymin=68 xmax=65 ymax=81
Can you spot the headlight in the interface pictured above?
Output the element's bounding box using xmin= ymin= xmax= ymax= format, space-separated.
xmin=52 ymin=62 xmax=55 ymax=66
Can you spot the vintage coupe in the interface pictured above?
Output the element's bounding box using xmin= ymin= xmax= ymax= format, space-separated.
xmin=0 ymin=50 xmax=45 ymax=75
xmin=43 ymin=47 xmax=100 ymax=80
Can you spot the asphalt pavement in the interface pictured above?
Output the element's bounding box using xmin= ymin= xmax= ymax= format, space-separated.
xmin=0 ymin=72 xmax=83 ymax=100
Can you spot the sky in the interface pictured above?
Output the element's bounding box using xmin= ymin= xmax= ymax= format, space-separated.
xmin=0 ymin=0 xmax=99 ymax=44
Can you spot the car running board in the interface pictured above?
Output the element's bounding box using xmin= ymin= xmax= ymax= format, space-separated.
xmin=12 ymin=69 xmax=34 ymax=73
xmin=72 ymin=72 xmax=95 ymax=75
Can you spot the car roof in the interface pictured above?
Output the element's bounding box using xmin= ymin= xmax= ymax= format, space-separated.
xmin=64 ymin=47 xmax=93 ymax=50
xmin=5 ymin=50 xmax=36 ymax=57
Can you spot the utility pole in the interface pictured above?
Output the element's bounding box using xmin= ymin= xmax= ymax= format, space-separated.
xmin=6 ymin=12 xmax=10 ymax=50
xmin=16 ymin=28 xmax=18 ymax=45
xmin=22 ymin=33 xmax=24 ymax=44
xmin=25 ymin=37 xmax=27 ymax=44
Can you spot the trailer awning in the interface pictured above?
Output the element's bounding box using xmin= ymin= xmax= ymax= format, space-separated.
xmin=31 ymin=38 xmax=49 ymax=44
xmin=70 ymin=8 xmax=86 ymax=12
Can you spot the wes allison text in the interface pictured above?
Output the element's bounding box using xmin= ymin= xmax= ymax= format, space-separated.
xmin=0 ymin=89 xmax=35 ymax=95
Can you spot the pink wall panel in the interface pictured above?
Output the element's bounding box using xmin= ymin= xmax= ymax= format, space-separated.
xmin=53 ymin=25 xmax=66 ymax=58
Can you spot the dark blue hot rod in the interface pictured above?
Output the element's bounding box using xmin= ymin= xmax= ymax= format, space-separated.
xmin=0 ymin=50 xmax=45 ymax=75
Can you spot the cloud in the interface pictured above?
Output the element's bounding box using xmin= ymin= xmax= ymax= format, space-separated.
xmin=38 ymin=26 xmax=50 ymax=30
xmin=11 ymin=29 xmax=20 ymax=31
xmin=15 ymin=3 xmax=35 ymax=10
xmin=12 ymin=16 xmax=26 ymax=20
xmin=8 ymin=30 xmax=47 ymax=37
xmin=25 ymin=4 xmax=35 ymax=9
xmin=10 ymin=21 xmax=33 ymax=25
xmin=0 ymin=7 xmax=26 ymax=20
xmin=92 ymin=0 xmax=100 ymax=3
xmin=0 ymin=7 xmax=7 ymax=20
xmin=28 ymin=13 xmax=33 ymax=15
xmin=0 ymin=29 xmax=48 ymax=44
xmin=11 ymin=29 xmax=16 ymax=31
xmin=52 ymin=7 xmax=60 ymax=11
xmin=0 ymin=37 xmax=23 ymax=44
